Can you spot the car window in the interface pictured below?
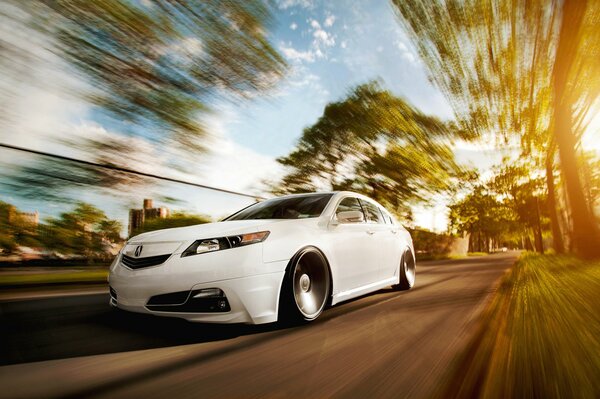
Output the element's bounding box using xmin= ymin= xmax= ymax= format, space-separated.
xmin=335 ymin=197 xmax=364 ymax=221
xmin=360 ymin=200 xmax=385 ymax=224
xmin=379 ymin=207 xmax=394 ymax=225
xmin=225 ymin=194 xmax=333 ymax=220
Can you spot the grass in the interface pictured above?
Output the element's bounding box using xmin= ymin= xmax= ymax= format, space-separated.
xmin=467 ymin=251 xmax=489 ymax=257
xmin=418 ymin=252 xmax=490 ymax=261
xmin=436 ymin=253 xmax=600 ymax=398
xmin=0 ymin=269 xmax=108 ymax=287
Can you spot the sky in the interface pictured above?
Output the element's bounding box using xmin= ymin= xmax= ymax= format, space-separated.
xmin=4 ymin=0 xmax=588 ymax=234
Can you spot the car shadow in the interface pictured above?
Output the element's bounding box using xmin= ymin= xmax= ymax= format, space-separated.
xmin=1 ymin=286 xmax=403 ymax=366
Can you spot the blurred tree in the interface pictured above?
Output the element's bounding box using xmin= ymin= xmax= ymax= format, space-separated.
xmin=275 ymin=82 xmax=466 ymax=220
xmin=42 ymin=202 xmax=122 ymax=256
xmin=1 ymin=0 xmax=286 ymax=202
xmin=551 ymin=0 xmax=600 ymax=258
xmin=131 ymin=212 xmax=210 ymax=237
xmin=490 ymin=164 xmax=548 ymax=253
xmin=4 ymin=0 xmax=286 ymax=149
xmin=392 ymin=0 xmax=600 ymax=258
xmin=448 ymin=186 xmax=517 ymax=253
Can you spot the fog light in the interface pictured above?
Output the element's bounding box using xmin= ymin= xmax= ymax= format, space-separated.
xmin=217 ymin=299 xmax=228 ymax=310
xmin=193 ymin=288 xmax=223 ymax=299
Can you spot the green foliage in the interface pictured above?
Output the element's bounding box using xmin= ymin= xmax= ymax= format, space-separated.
xmin=275 ymin=81 xmax=466 ymax=220
xmin=9 ymin=0 xmax=286 ymax=149
xmin=449 ymin=159 xmax=552 ymax=252
xmin=409 ymin=228 xmax=456 ymax=260
xmin=449 ymin=185 xmax=520 ymax=252
xmin=0 ymin=200 xmax=123 ymax=257
xmin=391 ymin=0 xmax=559 ymax=146
xmin=131 ymin=212 xmax=210 ymax=237
xmin=392 ymin=0 xmax=600 ymax=257
xmin=41 ymin=202 xmax=122 ymax=256
xmin=1 ymin=0 xmax=287 ymax=203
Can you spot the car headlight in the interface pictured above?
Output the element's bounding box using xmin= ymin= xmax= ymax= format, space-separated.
xmin=181 ymin=231 xmax=270 ymax=257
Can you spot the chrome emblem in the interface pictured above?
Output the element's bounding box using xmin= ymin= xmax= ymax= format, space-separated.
xmin=134 ymin=245 xmax=143 ymax=257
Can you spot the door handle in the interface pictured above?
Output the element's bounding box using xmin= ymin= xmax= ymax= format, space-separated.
xmin=366 ymin=230 xmax=375 ymax=235
xmin=391 ymin=230 xmax=398 ymax=234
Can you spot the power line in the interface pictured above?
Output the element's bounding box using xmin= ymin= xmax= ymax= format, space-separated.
xmin=0 ymin=142 xmax=266 ymax=200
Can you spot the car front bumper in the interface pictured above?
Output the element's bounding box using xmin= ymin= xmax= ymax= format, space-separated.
xmin=108 ymin=244 xmax=288 ymax=324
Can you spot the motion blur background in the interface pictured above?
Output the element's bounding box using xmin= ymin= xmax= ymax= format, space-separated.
xmin=1 ymin=0 xmax=599 ymax=265
xmin=1 ymin=1 xmax=599 ymax=398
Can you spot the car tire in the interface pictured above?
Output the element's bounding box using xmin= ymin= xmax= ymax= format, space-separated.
xmin=394 ymin=248 xmax=416 ymax=291
xmin=279 ymin=246 xmax=331 ymax=324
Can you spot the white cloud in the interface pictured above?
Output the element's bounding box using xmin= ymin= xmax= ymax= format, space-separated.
xmin=395 ymin=40 xmax=418 ymax=65
xmin=376 ymin=45 xmax=383 ymax=52
xmin=402 ymin=52 xmax=416 ymax=63
xmin=290 ymin=22 xmax=298 ymax=30
xmin=276 ymin=0 xmax=314 ymax=9
xmin=279 ymin=44 xmax=316 ymax=63
xmin=309 ymin=19 xmax=321 ymax=29
xmin=324 ymin=15 xmax=336 ymax=27
xmin=396 ymin=41 xmax=408 ymax=52
xmin=341 ymin=41 xmax=348 ymax=49
xmin=313 ymin=29 xmax=335 ymax=47
xmin=188 ymin=112 xmax=285 ymax=195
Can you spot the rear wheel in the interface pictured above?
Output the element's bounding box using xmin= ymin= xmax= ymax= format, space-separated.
xmin=394 ymin=248 xmax=416 ymax=290
xmin=279 ymin=247 xmax=330 ymax=323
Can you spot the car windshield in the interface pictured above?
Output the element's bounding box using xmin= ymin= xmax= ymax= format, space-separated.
xmin=225 ymin=194 xmax=334 ymax=220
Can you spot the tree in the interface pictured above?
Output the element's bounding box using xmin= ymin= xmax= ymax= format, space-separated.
xmin=448 ymin=186 xmax=516 ymax=253
xmin=551 ymin=0 xmax=600 ymax=258
xmin=490 ymin=164 xmax=548 ymax=253
xmin=3 ymin=0 xmax=286 ymax=148
xmin=1 ymin=0 xmax=287 ymax=201
xmin=42 ymin=202 xmax=122 ymax=257
xmin=275 ymin=82 xmax=466 ymax=219
xmin=392 ymin=0 xmax=600 ymax=258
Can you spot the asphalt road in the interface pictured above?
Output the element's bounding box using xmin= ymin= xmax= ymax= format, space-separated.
xmin=0 ymin=252 xmax=518 ymax=398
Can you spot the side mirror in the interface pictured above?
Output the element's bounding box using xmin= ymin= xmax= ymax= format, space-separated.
xmin=336 ymin=210 xmax=365 ymax=223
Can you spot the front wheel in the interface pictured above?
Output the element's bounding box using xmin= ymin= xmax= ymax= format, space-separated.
xmin=279 ymin=247 xmax=330 ymax=323
xmin=394 ymin=248 xmax=416 ymax=290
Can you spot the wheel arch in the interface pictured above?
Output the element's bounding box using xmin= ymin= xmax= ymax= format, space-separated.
xmin=277 ymin=245 xmax=334 ymax=321
xmin=285 ymin=245 xmax=333 ymax=299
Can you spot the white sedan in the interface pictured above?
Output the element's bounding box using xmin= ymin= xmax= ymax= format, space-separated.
xmin=109 ymin=192 xmax=416 ymax=324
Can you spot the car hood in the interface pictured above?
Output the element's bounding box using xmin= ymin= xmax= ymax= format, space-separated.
xmin=128 ymin=219 xmax=285 ymax=244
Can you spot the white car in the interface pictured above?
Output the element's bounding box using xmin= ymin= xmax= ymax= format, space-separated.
xmin=109 ymin=192 xmax=416 ymax=324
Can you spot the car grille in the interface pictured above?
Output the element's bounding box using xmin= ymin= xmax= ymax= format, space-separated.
xmin=121 ymin=253 xmax=171 ymax=269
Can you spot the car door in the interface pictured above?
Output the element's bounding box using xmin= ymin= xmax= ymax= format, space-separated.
xmin=358 ymin=199 xmax=395 ymax=281
xmin=377 ymin=205 xmax=404 ymax=280
xmin=329 ymin=196 xmax=380 ymax=293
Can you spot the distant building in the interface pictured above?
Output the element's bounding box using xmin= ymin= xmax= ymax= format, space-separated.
xmin=128 ymin=199 xmax=170 ymax=236
xmin=17 ymin=211 xmax=39 ymax=226
xmin=5 ymin=205 xmax=39 ymax=230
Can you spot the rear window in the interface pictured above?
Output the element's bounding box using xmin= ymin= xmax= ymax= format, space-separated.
xmin=226 ymin=194 xmax=334 ymax=220
xmin=360 ymin=200 xmax=385 ymax=224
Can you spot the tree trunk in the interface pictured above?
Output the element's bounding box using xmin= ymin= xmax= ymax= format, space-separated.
xmin=534 ymin=196 xmax=544 ymax=254
xmin=545 ymin=152 xmax=565 ymax=253
xmin=552 ymin=0 xmax=600 ymax=259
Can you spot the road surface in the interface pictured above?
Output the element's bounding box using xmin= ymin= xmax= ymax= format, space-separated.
xmin=0 ymin=252 xmax=518 ymax=398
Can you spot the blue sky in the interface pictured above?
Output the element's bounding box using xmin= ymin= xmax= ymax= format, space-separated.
xmin=227 ymin=0 xmax=454 ymax=158
xmin=1 ymin=0 xmax=539 ymax=233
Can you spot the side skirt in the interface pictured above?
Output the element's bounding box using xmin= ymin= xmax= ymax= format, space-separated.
xmin=331 ymin=277 xmax=397 ymax=306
